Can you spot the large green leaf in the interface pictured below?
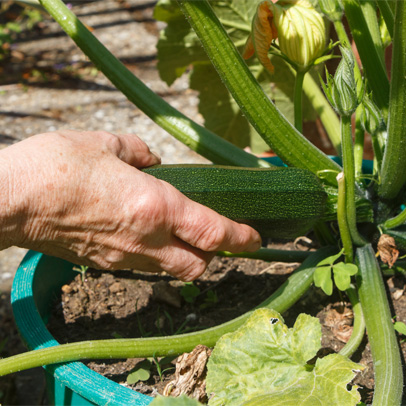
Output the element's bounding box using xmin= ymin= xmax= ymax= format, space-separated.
xmin=242 ymin=355 xmax=364 ymax=406
xmin=154 ymin=0 xmax=316 ymax=153
xmin=206 ymin=308 xmax=362 ymax=406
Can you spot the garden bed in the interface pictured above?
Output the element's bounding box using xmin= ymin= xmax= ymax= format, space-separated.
xmin=46 ymin=240 xmax=406 ymax=404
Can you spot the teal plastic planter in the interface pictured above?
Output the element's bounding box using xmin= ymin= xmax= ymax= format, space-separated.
xmin=11 ymin=251 xmax=153 ymax=406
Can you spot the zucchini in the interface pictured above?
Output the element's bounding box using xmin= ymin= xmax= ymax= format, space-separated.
xmin=142 ymin=165 xmax=327 ymax=239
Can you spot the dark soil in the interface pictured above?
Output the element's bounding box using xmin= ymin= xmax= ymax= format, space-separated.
xmin=46 ymin=242 xmax=406 ymax=405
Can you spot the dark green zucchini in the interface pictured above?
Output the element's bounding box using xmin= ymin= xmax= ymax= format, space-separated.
xmin=142 ymin=165 xmax=327 ymax=239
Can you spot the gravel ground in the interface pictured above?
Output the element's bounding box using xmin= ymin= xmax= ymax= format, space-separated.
xmin=0 ymin=1 xmax=208 ymax=404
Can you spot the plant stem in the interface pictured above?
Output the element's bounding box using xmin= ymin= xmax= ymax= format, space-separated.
xmin=0 ymin=247 xmax=336 ymax=376
xmin=177 ymin=0 xmax=341 ymax=185
xmin=341 ymin=115 xmax=367 ymax=246
xmin=376 ymin=0 xmax=394 ymax=39
xmin=218 ymin=248 xmax=310 ymax=263
xmin=356 ymin=244 xmax=403 ymax=406
xmin=302 ymin=73 xmax=341 ymax=154
xmin=382 ymin=207 xmax=406 ymax=230
xmin=360 ymin=0 xmax=385 ymax=67
xmin=336 ymin=172 xmax=353 ymax=262
xmin=339 ymin=285 xmax=365 ymax=359
xmin=343 ymin=0 xmax=389 ymax=115
xmin=38 ymin=0 xmax=269 ymax=169
xmin=293 ymin=70 xmax=306 ymax=133
xmin=379 ymin=0 xmax=406 ymax=200
xmin=353 ymin=107 xmax=364 ymax=180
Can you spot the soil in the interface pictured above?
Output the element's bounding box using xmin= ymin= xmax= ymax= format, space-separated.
xmin=46 ymin=240 xmax=406 ymax=405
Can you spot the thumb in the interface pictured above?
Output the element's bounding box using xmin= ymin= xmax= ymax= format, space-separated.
xmin=112 ymin=133 xmax=161 ymax=168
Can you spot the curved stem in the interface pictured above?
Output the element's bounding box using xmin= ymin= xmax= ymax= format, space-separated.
xmin=379 ymin=0 xmax=406 ymax=200
xmin=217 ymin=248 xmax=310 ymax=263
xmin=382 ymin=207 xmax=406 ymax=230
xmin=38 ymin=0 xmax=269 ymax=169
xmin=177 ymin=0 xmax=341 ymax=185
xmin=343 ymin=0 xmax=389 ymax=115
xmin=356 ymin=245 xmax=403 ymax=406
xmin=302 ymin=73 xmax=341 ymax=154
xmin=376 ymin=0 xmax=394 ymax=39
xmin=341 ymin=115 xmax=367 ymax=246
xmin=0 ymin=248 xmax=335 ymax=376
xmin=336 ymin=172 xmax=353 ymax=262
xmin=339 ymin=285 xmax=365 ymax=359
xmin=353 ymin=106 xmax=364 ymax=180
xmin=293 ymin=70 xmax=306 ymax=133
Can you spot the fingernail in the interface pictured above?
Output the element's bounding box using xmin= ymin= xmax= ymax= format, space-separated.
xmin=248 ymin=238 xmax=262 ymax=252
xmin=151 ymin=149 xmax=161 ymax=162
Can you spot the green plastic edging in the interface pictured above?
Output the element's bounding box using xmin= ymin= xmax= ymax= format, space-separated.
xmin=11 ymin=250 xmax=153 ymax=406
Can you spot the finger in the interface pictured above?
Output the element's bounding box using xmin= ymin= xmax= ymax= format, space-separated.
xmin=139 ymin=238 xmax=215 ymax=281
xmin=172 ymin=198 xmax=262 ymax=254
xmin=101 ymin=132 xmax=161 ymax=168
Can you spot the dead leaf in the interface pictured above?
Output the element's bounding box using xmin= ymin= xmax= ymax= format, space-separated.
xmin=324 ymin=303 xmax=354 ymax=343
xmin=163 ymin=345 xmax=212 ymax=403
xmin=378 ymin=234 xmax=399 ymax=268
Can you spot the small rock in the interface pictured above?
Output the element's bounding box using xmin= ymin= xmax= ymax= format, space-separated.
xmin=61 ymin=284 xmax=72 ymax=294
xmin=109 ymin=281 xmax=124 ymax=294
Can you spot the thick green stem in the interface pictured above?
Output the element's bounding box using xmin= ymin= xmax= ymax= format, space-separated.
xmin=343 ymin=0 xmax=389 ymax=115
xmin=376 ymin=0 xmax=394 ymax=39
xmin=371 ymin=131 xmax=384 ymax=179
xmin=379 ymin=0 xmax=406 ymax=200
xmin=356 ymin=245 xmax=403 ymax=406
xmin=302 ymin=74 xmax=341 ymax=154
xmin=38 ymin=0 xmax=269 ymax=168
xmin=360 ymin=1 xmax=385 ymax=67
xmin=353 ymin=106 xmax=364 ymax=180
xmin=177 ymin=0 xmax=341 ymax=185
xmin=339 ymin=285 xmax=365 ymax=359
xmin=336 ymin=172 xmax=353 ymax=262
xmin=341 ymin=115 xmax=367 ymax=246
xmin=0 ymin=248 xmax=335 ymax=376
xmin=294 ymin=70 xmax=306 ymax=133
xmin=218 ymin=248 xmax=310 ymax=263
xmin=382 ymin=207 xmax=406 ymax=230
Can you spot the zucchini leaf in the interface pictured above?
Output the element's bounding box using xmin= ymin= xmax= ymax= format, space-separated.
xmin=206 ymin=308 xmax=362 ymax=406
xmin=154 ymin=0 xmax=317 ymax=153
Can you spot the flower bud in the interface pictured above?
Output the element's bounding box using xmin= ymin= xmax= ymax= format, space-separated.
xmin=360 ymin=94 xmax=384 ymax=135
xmin=243 ymin=0 xmax=326 ymax=72
xmin=321 ymin=46 xmax=361 ymax=116
xmin=318 ymin=0 xmax=343 ymax=22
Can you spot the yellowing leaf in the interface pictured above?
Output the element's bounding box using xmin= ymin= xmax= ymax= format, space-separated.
xmin=206 ymin=308 xmax=362 ymax=406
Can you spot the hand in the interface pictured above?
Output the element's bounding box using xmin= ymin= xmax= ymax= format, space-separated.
xmin=0 ymin=131 xmax=261 ymax=280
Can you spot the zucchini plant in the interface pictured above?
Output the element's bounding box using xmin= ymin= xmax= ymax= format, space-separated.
xmin=1 ymin=0 xmax=405 ymax=405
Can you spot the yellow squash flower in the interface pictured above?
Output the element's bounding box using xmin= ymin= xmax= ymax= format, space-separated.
xmin=243 ymin=0 xmax=326 ymax=72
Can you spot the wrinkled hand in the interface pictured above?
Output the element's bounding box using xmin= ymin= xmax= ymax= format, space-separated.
xmin=0 ymin=131 xmax=261 ymax=280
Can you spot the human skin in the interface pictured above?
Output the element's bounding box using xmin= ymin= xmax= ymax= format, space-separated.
xmin=0 ymin=131 xmax=261 ymax=281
